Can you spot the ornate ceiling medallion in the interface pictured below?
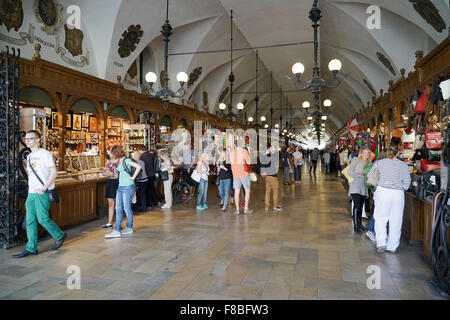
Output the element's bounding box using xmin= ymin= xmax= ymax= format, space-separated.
xmin=0 ymin=0 xmax=24 ymax=32
xmin=219 ymin=87 xmax=229 ymax=103
xmin=187 ymin=67 xmax=202 ymax=88
xmin=33 ymin=0 xmax=63 ymax=35
xmin=409 ymin=0 xmax=446 ymax=33
xmin=118 ymin=25 xmax=143 ymax=58
xmin=64 ymin=24 xmax=83 ymax=56
xmin=363 ymin=79 xmax=376 ymax=96
xmin=376 ymin=52 xmax=396 ymax=76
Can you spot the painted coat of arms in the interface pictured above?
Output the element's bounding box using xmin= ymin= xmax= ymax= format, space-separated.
xmin=64 ymin=24 xmax=83 ymax=56
xmin=33 ymin=0 xmax=63 ymax=35
xmin=118 ymin=25 xmax=144 ymax=58
xmin=0 ymin=0 xmax=24 ymax=32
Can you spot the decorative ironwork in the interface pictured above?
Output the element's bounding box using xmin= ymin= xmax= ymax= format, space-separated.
xmin=410 ymin=0 xmax=446 ymax=33
xmin=0 ymin=46 xmax=22 ymax=248
xmin=376 ymin=52 xmax=396 ymax=76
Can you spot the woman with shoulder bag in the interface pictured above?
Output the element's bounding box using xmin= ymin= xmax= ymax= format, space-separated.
xmin=368 ymin=145 xmax=411 ymax=253
xmin=160 ymin=150 xmax=173 ymax=209
xmin=347 ymin=147 xmax=371 ymax=233
xmin=196 ymin=153 xmax=210 ymax=211
xmin=105 ymin=146 xmax=142 ymax=238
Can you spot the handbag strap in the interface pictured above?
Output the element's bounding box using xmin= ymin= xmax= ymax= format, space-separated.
xmin=28 ymin=157 xmax=45 ymax=187
xmin=426 ymin=120 xmax=440 ymax=132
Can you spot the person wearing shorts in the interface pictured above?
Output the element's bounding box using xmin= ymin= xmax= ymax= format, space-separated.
xmin=230 ymin=145 xmax=253 ymax=214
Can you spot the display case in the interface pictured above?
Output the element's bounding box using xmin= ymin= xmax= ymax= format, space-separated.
xmin=123 ymin=124 xmax=151 ymax=152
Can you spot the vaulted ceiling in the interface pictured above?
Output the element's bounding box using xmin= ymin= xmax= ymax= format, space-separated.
xmin=10 ymin=0 xmax=449 ymax=146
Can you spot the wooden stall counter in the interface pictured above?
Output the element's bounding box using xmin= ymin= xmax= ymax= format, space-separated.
xmin=403 ymin=191 xmax=425 ymax=245
xmin=50 ymin=171 xmax=107 ymax=229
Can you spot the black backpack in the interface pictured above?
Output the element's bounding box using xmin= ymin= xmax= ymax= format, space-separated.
xmin=122 ymin=158 xmax=142 ymax=181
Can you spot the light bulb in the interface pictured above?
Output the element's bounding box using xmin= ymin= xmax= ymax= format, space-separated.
xmin=328 ymin=59 xmax=342 ymax=72
xmin=176 ymin=72 xmax=188 ymax=83
xmin=219 ymin=103 xmax=226 ymax=110
xmin=260 ymin=116 xmax=266 ymax=122
xmin=284 ymin=129 xmax=287 ymax=133
xmin=264 ymin=124 xmax=269 ymax=128
xmin=321 ymin=116 xmax=327 ymax=120
xmin=145 ymin=72 xmax=157 ymax=83
xmin=248 ymin=117 xmax=254 ymax=122
xmin=302 ymin=101 xmax=310 ymax=109
xmin=307 ymin=116 xmax=313 ymax=121
xmin=292 ymin=62 xmax=305 ymax=75
xmin=275 ymin=124 xmax=279 ymax=128
xmin=323 ymin=99 xmax=332 ymax=107
xmin=237 ymin=102 xmax=244 ymax=110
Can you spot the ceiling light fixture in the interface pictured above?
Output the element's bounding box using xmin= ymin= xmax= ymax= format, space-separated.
xmin=143 ymin=0 xmax=187 ymax=110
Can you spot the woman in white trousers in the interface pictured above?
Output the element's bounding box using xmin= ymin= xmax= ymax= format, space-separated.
xmin=160 ymin=150 xmax=173 ymax=209
xmin=369 ymin=145 xmax=411 ymax=253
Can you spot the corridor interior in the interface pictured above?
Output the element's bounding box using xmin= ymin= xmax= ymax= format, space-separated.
xmin=0 ymin=165 xmax=443 ymax=300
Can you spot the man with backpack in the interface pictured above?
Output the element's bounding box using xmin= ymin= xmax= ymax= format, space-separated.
xmin=131 ymin=151 xmax=148 ymax=213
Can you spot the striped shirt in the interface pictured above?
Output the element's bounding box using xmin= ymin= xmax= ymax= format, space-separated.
xmin=369 ymin=158 xmax=411 ymax=191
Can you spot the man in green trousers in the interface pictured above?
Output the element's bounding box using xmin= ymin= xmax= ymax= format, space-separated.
xmin=12 ymin=130 xmax=67 ymax=258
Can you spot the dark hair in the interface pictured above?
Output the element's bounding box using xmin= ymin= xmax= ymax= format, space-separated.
xmin=386 ymin=145 xmax=399 ymax=159
xmin=27 ymin=130 xmax=41 ymax=139
xmin=137 ymin=144 xmax=147 ymax=152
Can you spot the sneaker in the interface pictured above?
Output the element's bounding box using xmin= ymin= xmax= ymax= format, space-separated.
xmin=244 ymin=209 xmax=253 ymax=214
xmin=235 ymin=210 xmax=240 ymax=215
xmin=273 ymin=206 xmax=283 ymax=211
xmin=202 ymin=204 xmax=208 ymax=210
xmin=365 ymin=231 xmax=376 ymax=242
xmin=196 ymin=205 xmax=204 ymax=211
xmin=101 ymin=224 xmax=113 ymax=230
xmin=122 ymin=227 xmax=134 ymax=235
xmin=105 ymin=230 xmax=121 ymax=238
xmin=221 ymin=206 xmax=227 ymax=212
xmin=387 ymin=248 xmax=397 ymax=254
xmin=265 ymin=208 xmax=269 ymax=211
xmin=376 ymin=246 xmax=386 ymax=253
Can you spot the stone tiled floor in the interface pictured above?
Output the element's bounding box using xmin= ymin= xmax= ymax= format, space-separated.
xmin=0 ymin=166 xmax=445 ymax=300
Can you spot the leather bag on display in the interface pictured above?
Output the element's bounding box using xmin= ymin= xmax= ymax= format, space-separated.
xmin=425 ymin=121 xmax=441 ymax=150
xmin=420 ymin=158 xmax=441 ymax=173
xmin=414 ymin=86 xmax=427 ymax=114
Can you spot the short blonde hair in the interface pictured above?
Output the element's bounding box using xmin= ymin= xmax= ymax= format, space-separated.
xmin=358 ymin=147 xmax=370 ymax=160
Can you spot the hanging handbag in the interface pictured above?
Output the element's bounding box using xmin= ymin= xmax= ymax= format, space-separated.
xmin=425 ymin=121 xmax=441 ymax=150
xmin=426 ymin=149 xmax=442 ymax=162
xmin=28 ymin=158 xmax=59 ymax=203
xmin=414 ymin=134 xmax=425 ymax=150
xmin=414 ymin=86 xmax=427 ymax=114
xmin=420 ymin=158 xmax=441 ymax=173
xmin=402 ymin=128 xmax=416 ymax=143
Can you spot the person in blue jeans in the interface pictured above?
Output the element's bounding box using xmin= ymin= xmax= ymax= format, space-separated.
xmin=217 ymin=149 xmax=233 ymax=211
xmin=196 ymin=153 xmax=210 ymax=211
xmin=105 ymin=146 xmax=142 ymax=238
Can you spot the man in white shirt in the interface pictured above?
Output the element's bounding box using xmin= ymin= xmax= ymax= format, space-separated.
xmin=13 ymin=130 xmax=66 ymax=258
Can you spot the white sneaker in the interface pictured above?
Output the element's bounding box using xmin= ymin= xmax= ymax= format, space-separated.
xmin=122 ymin=227 xmax=134 ymax=235
xmin=105 ymin=230 xmax=121 ymax=238
xmin=273 ymin=206 xmax=283 ymax=211
xmin=365 ymin=231 xmax=376 ymax=242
